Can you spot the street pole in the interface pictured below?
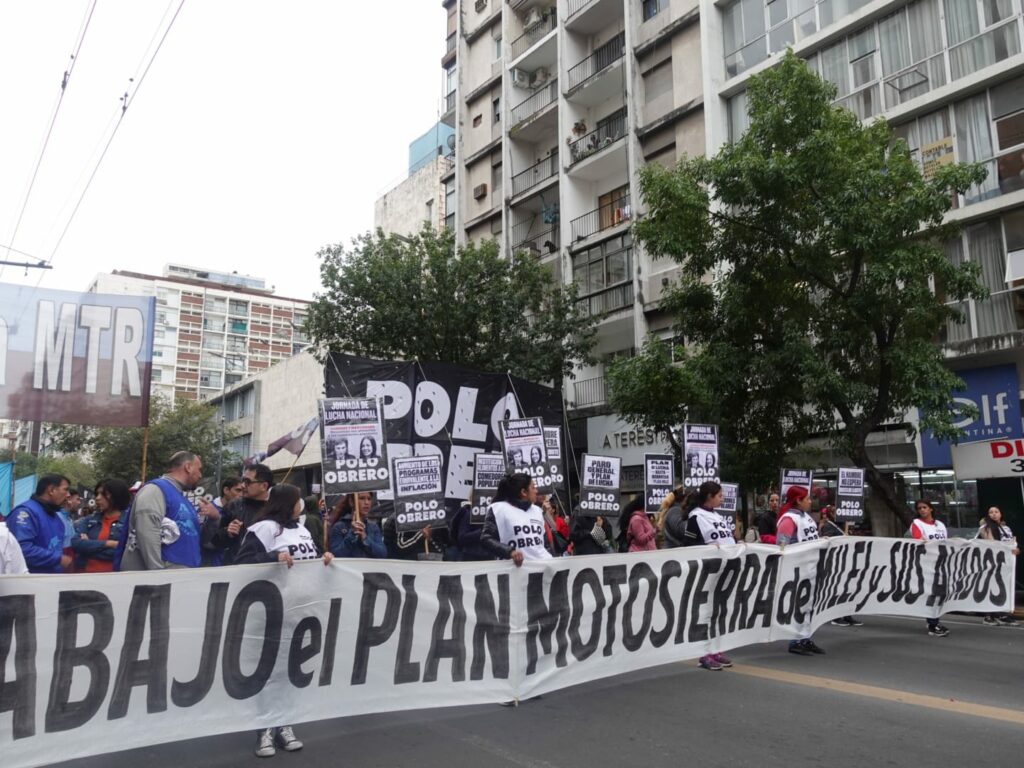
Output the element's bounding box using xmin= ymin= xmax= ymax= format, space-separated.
xmin=216 ymin=375 xmax=226 ymax=491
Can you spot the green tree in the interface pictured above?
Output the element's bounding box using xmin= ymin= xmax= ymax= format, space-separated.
xmin=615 ymin=52 xmax=987 ymax=528
xmin=0 ymin=450 xmax=38 ymax=479
xmin=37 ymin=455 xmax=97 ymax=490
xmin=305 ymin=227 xmax=598 ymax=383
xmin=79 ymin=397 xmax=236 ymax=483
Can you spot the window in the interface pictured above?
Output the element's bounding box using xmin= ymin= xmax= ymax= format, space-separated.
xmin=426 ymin=199 xmax=434 ymax=224
xmin=946 ymin=0 xmax=1019 ymax=79
xmin=491 ymin=162 xmax=502 ymax=199
xmin=642 ymin=0 xmax=662 ymax=21
xmin=493 ymin=97 xmax=501 ymax=124
xmin=494 ymin=35 xmax=502 ymax=60
xmin=573 ymin=235 xmax=634 ymax=315
xmin=643 ymin=60 xmax=673 ymax=105
xmin=473 ymin=114 xmax=482 ymax=127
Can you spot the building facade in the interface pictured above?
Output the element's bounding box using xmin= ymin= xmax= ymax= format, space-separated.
xmin=439 ymin=0 xmax=1024 ymax=529
xmin=89 ymin=265 xmax=310 ymax=404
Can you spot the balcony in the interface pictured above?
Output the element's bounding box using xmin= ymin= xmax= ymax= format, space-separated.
xmin=569 ymin=109 xmax=626 ymax=165
xmin=510 ymin=10 xmax=556 ymax=61
xmin=567 ymin=31 xmax=624 ymax=92
xmin=511 ymin=220 xmax=559 ymax=255
xmin=575 ymin=282 xmax=634 ymax=318
xmin=510 ymin=78 xmax=558 ymax=127
xmin=511 ymin=151 xmax=558 ymax=197
xmin=565 ymin=0 xmax=621 ymax=34
xmin=573 ymin=375 xmax=607 ymax=407
xmin=571 ymin=194 xmax=632 ymax=242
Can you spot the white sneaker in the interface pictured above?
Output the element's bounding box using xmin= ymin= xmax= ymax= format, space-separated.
xmin=255 ymin=728 xmax=276 ymax=758
xmin=277 ymin=725 xmax=303 ymax=752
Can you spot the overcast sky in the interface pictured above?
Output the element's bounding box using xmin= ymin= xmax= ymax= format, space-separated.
xmin=0 ymin=0 xmax=445 ymax=301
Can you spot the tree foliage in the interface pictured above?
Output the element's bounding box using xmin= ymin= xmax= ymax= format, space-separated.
xmin=304 ymin=227 xmax=598 ymax=383
xmin=615 ymin=52 xmax=987 ymax=526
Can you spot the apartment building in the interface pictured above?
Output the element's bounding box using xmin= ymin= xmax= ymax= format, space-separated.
xmin=88 ymin=265 xmax=310 ymax=404
xmin=440 ymin=1 xmax=1024 ymax=519
xmin=374 ymin=122 xmax=458 ymax=237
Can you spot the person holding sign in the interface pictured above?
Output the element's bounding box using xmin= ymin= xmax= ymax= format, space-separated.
xmin=234 ymin=483 xmax=333 ymax=758
xmin=776 ymin=486 xmax=827 ymax=655
xmin=329 ymin=493 xmax=385 ymax=559
xmin=680 ymin=481 xmax=737 ymax=670
xmin=480 ymin=474 xmax=552 ymax=565
xmin=569 ymin=510 xmax=612 ymax=555
xmin=910 ymin=499 xmax=952 ymax=637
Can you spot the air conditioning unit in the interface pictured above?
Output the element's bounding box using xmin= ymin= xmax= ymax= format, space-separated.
xmin=523 ymin=7 xmax=544 ymax=29
xmin=530 ymin=67 xmax=551 ymax=89
xmin=511 ymin=68 xmax=530 ymax=88
xmin=473 ymin=183 xmax=488 ymax=199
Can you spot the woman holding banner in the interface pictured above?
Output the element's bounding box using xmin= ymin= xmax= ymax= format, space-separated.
xmin=681 ymin=481 xmax=737 ymax=670
xmin=910 ymin=499 xmax=952 ymax=637
xmin=480 ymin=474 xmax=552 ymax=564
xmin=979 ymin=506 xmax=1020 ymax=626
xmin=234 ymin=484 xmax=334 ymax=757
xmin=776 ymin=486 xmax=827 ymax=655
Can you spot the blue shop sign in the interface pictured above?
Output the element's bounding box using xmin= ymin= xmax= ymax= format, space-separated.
xmin=920 ymin=364 xmax=1022 ymax=468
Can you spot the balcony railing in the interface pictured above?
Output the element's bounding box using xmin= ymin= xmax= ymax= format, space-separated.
xmin=510 ymin=78 xmax=557 ymax=126
xmin=567 ymin=31 xmax=624 ymax=90
xmin=446 ymin=31 xmax=456 ymax=54
xmin=444 ymin=90 xmax=456 ymax=113
xmin=573 ymin=375 xmax=607 ymax=407
xmin=510 ymin=9 xmax=557 ymax=60
xmin=511 ymin=222 xmax=559 ymax=254
xmin=512 ymin=151 xmax=558 ymax=197
xmin=571 ymin=194 xmax=632 ymax=241
xmin=575 ymin=283 xmax=634 ymax=318
xmin=567 ymin=0 xmax=596 ymax=18
xmin=569 ymin=109 xmax=627 ymax=164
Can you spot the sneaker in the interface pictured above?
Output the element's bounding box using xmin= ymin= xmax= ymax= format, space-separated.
xmin=255 ymin=728 xmax=276 ymax=758
xmin=801 ymin=640 xmax=826 ymax=654
xmin=928 ymin=623 xmax=950 ymax=637
xmin=276 ymin=726 xmax=303 ymax=752
xmin=713 ymin=652 xmax=733 ymax=668
xmin=846 ymin=617 xmax=864 ymax=627
xmin=830 ymin=617 xmax=853 ymax=627
xmin=996 ymin=616 xmax=1019 ymax=626
xmin=983 ymin=616 xmax=999 ymax=626
xmin=788 ymin=642 xmax=813 ymax=656
xmin=699 ymin=655 xmax=723 ymax=671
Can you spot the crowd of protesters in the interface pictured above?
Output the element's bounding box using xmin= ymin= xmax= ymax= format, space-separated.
xmin=0 ymin=450 xmax=1019 ymax=753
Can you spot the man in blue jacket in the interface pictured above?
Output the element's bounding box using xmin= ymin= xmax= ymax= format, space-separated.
xmin=8 ymin=474 xmax=72 ymax=573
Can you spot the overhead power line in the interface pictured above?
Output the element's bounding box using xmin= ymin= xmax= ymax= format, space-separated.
xmin=0 ymin=0 xmax=98 ymax=281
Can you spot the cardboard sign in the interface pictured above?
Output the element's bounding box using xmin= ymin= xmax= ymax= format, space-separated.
xmin=392 ymin=455 xmax=445 ymax=532
xmin=835 ymin=467 xmax=865 ymax=523
xmin=717 ymin=482 xmax=739 ymax=520
xmin=499 ymin=417 xmax=547 ymax=474
xmin=578 ymin=454 xmax=621 ymax=517
xmin=319 ymin=398 xmax=390 ymax=498
xmin=780 ymin=468 xmax=813 ymax=501
xmin=644 ymin=453 xmax=675 ymax=513
xmin=528 ymin=425 xmax=566 ymax=494
xmin=682 ymin=424 xmax=719 ymax=489
xmin=471 ymin=453 xmax=506 ymax=524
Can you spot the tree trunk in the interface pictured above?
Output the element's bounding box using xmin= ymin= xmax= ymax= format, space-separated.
xmin=850 ymin=440 xmax=915 ymax=531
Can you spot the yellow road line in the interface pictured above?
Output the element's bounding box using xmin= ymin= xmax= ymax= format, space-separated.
xmin=731 ymin=664 xmax=1024 ymax=726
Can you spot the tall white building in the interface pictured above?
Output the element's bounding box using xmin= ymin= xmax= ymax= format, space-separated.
xmin=88 ymin=265 xmax=310 ymax=404
xmin=441 ymin=0 xmax=1024 ymax=519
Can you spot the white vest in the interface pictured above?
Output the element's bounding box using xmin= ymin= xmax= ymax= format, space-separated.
xmin=996 ymin=523 xmax=1015 ymax=542
xmin=490 ymin=501 xmax=551 ymax=560
xmin=780 ymin=510 xmax=819 ymax=542
xmin=248 ymin=520 xmax=320 ymax=560
xmin=691 ymin=508 xmax=736 ymax=545
xmin=912 ymin=519 xmax=947 ymax=540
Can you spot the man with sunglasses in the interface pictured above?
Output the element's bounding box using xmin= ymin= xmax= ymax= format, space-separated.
xmin=212 ymin=463 xmax=274 ymax=565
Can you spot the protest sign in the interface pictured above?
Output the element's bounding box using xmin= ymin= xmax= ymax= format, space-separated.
xmin=578 ymin=454 xmax=621 ymax=517
xmin=835 ymin=467 xmax=865 ymax=523
xmin=644 ymin=453 xmax=674 ymax=513
xmin=682 ymin=424 xmax=719 ymax=489
xmin=471 ymin=453 xmax=506 ymax=524
xmin=0 ymin=282 xmax=155 ymax=426
xmin=780 ymin=468 xmax=813 ymax=500
xmin=528 ymin=425 xmax=565 ymax=494
xmin=325 ymin=354 xmax=562 ymax=509
xmin=1 ymin=538 xmax=1015 ymax=768
xmin=717 ymin=482 xmax=740 ymax=520
xmin=499 ymin=417 xmax=546 ymax=475
xmin=392 ymin=455 xmax=445 ymax=532
xmin=319 ymin=398 xmax=390 ymax=503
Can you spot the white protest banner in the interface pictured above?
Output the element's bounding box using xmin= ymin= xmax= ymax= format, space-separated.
xmin=951 ymin=438 xmax=1024 ymax=480
xmin=835 ymin=467 xmax=865 ymax=523
xmin=471 ymin=453 xmax=506 ymax=524
xmin=717 ymin=482 xmax=740 ymax=519
xmin=499 ymin=417 xmax=546 ymax=479
xmin=392 ymin=455 xmax=445 ymax=532
xmin=780 ymin=468 xmax=813 ymax=500
xmin=578 ymin=453 xmax=621 ymax=517
xmin=682 ymin=424 xmax=719 ymax=489
xmin=319 ymin=398 xmax=390 ymax=500
xmin=0 ymin=539 xmax=1015 ymax=768
xmin=529 ymin=425 xmax=565 ymax=494
xmin=644 ymin=453 xmax=675 ymax=513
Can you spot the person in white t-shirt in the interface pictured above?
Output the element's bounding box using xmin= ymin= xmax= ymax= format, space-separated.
xmin=235 ymin=483 xmax=334 ymax=757
xmin=480 ymin=473 xmax=552 ymax=565
xmin=910 ymin=499 xmax=950 ymax=638
xmin=0 ymin=519 xmax=29 ymax=575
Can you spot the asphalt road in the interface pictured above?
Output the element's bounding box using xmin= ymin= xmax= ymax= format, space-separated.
xmin=52 ymin=614 xmax=1023 ymax=768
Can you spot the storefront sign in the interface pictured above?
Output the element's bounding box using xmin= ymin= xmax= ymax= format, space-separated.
xmin=951 ymin=438 xmax=1024 ymax=480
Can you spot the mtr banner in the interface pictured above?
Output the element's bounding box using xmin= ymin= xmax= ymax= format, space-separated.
xmin=0 ymin=538 xmax=1015 ymax=768
xmin=0 ymin=283 xmax=154 ymax=427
